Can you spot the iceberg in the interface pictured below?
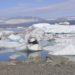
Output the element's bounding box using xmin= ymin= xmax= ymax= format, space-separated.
xmin=32 ymin=23 xmax=75 ymax=33
xmin=7 ymin=34 xmax=24 ymax=43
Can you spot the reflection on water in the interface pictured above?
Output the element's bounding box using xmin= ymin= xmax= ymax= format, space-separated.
xmin=0 ymin=40 xmax=52 ymax=62
xmin=0 ymin=49 xmax=48 ymax=62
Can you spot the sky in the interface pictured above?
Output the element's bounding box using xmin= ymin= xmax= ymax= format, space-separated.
xmin=0 ymin=0 xmax=75 ymax=19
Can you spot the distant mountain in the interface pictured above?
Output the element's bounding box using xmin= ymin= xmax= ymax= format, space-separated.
xmin=48 ymin=16 xmax=75 ymax=25
xmin=0 ymin=16 xmax=75 ymax=28
xmin=0 ymin=16 xmax=48 ymax=28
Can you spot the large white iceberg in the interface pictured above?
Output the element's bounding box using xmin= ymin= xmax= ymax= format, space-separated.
xmin=32 ymin=23 xmax=75 ymax=33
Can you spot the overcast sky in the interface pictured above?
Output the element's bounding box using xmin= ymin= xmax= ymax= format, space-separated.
xmin=0 ymin=0 xmax=75 ymax=19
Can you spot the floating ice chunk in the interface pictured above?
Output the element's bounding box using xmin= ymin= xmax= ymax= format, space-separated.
xmin=0 ymin=40 xmax=23 ymax=48
xmin=7 ymin=34 xmax=24 ymax=43
xmin=27 ymin=44 xmax=42 ymax=51
xmin=8 ymin=34 xmax=21 ymax=40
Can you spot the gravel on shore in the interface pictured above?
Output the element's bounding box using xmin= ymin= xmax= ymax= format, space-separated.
xmin=0 ymin=56 xmax=75 ymax=75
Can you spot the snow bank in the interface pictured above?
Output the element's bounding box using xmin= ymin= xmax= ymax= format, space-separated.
xmin=52 ymin=44 xmax=75 ymax=55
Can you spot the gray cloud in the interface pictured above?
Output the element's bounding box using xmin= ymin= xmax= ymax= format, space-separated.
xmin=31 ymin=0 xmax=75 ymax=13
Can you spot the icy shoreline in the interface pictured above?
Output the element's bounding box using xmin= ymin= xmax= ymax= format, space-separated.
xmin=0 ymin=23 xmax=75 ymax=61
